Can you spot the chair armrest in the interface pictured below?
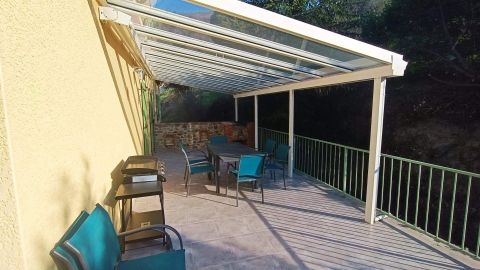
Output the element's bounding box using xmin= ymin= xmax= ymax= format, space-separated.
xmin=190 ymin=160 xmax=211 ymax=166
xmin=118 ymin=224 xmax=184 ymax=250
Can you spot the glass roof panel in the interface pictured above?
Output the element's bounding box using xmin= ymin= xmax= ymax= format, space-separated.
xmin=121 ymin=0 xmax=383 ymax=70
xmin=106 ymin=0 xmax=404 ymax=94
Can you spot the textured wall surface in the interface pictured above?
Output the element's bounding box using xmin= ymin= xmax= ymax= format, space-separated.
xmin=0 ymin=65 xmax=25 ymax=270
xmin=0 ymin=0 xmax=152 ymax=269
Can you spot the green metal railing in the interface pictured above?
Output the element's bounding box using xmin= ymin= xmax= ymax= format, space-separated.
xmin=259 ymin=127 xmax=480 ymax=258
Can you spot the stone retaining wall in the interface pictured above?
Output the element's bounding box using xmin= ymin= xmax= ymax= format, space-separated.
xmin=154 ymin=122 xmax=225 ymax=150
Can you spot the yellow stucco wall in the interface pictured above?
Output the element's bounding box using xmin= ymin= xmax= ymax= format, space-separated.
xmin=0 ymin=1 xmax=154 ymax=269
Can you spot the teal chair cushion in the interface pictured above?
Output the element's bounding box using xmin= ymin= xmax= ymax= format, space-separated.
xmin=229 ymin=169 xmax=262 ymax=182
xmin=190 ymin=163 xmax=214 ymax=174
xmin=66 ymin=204 xmax=120 ymax=270
xmin=117 ymin=250 xmax=186 ymax=270
xmin=51 ymin=211 xmax=89 ymax=270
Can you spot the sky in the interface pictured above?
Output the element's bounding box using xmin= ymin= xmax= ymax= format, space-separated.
xmin=154 ymin=0 xmax=211 ymax=14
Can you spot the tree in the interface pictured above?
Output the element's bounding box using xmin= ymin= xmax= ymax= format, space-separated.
xmin=362 ymin=0 xmax=480 ymax=88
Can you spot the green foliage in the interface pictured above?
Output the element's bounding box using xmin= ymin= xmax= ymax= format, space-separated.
xmin=363 ymin=0 xmax=480 ymax=88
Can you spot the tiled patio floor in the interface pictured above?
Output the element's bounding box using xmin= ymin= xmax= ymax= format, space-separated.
xmin=125 ymin=149 xmax=480 ymax=269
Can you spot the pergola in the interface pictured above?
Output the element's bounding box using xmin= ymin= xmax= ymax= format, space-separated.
xmin=100 ymin=0 xmax=408 ymax=224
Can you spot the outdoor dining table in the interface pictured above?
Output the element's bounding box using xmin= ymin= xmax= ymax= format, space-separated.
xmin=207 ymin=143 xmax=259 ymax=193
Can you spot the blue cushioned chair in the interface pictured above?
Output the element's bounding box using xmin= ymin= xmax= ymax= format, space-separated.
xmin=179 ymin=143 xmax=208 ymax=183
xmin=50 ymin=211 xmax=89 ymax=270
xmin=265 ymin=144 xmax=290 ymax=190
xmin=263 ymin=139 xmax=276 ymax=159
xmin=65 ymin=204 xmax=185 ymax=270
xmin=181 ymin=147 xmax=214 ymax=196
xmin=228 ymin=154 xmax=266 ymax=207
xmin=208 ymin=135 xmax=228 ymax=144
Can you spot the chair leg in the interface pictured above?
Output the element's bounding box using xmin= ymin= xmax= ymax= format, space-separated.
xmin=225 ymin=173 xmax=228 ymax=196
xmin=282 ymin=166 xmax=286 ymax=190
xmin=184 ymin=164 xmax=188 ymax=188
xmin=236 ymin=181 xmax=239 ymax=207
xmin=186 ymin=173 xmax=191 ymax=197
xmin=251 ymin=181 xmax=255 ymax=192
xmin=260 ymin=182 xmax=264 ymax=204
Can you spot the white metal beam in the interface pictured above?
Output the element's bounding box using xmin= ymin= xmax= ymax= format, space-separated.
xmin=142 ymin=40 xmax=303 ymax=81
xmin=365 ymin=77 xmax=387 ymax=224
xmin=108 ymin=0 xmax=354 ymax=72
xmin=254 ymin=95 xmax=258 ymax=149
xmin=144 ymin=50 xmax=285 ymax=84
xmin=288 ymin=90 xmax=294 ymax=177
xmin=148 ymin=59 xmax=272 ymax=88
xmin=233 ymin=65 xmax=403 ymax=98
xmin=234 ymin=97 xmax=238 ymax=122
xmin=189 ymin=0 xmax=404 ymax=64
xmin=134 ymin=26 xmax=326 ymax=77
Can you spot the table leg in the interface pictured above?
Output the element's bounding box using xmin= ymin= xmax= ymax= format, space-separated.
xmin=159 ymin=191 xmax=166 ymax=245
xmin=215 ymin=155 xmax=220 ymax=193
xmin=120 ymin=199 xmax=126 ymax=253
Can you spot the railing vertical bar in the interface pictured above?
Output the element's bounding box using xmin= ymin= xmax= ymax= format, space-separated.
xmin=380 ymin=156 xmax=386 ymax=210
xmin=361 ymin=152 xmax=365 ymax=200
xmin=307 ymin=139 xmax=311 ymax=175
xmin=349 ymin=150 xmax=353 ymax=195
xmin=414 ymin=165 xmax=422 ymax=227
xmin=447 ymin=173 xmax=458 ymax=243
xmin=425 ymin=167 xmax=433 ymax=232
xmin=476 ymin=224 xmax=480 ymax=258
xmin=301 ymin=138 xmax=305 ymax=173
xmin=333 ymin=146 xmax=337 ymax=188
xmin=314 ymin=141 xmax=318 ymax=179
xmin=436 ymin=170 xmax=445 ymax=239
xmin=343 ymin=148 xmax=348 ymax=193
xmin=322 ymin=142 xmax=326 ymax=181
xmin=329 ymin=144 xmax=333 ymax=185
xmin=396 ymin=160 xmax=403 ymax=217
xmin=388 ymin=158 xmax=393 ymax=213
xmin=355 ymin=151 xmax=358 ymax=198
xmin=461 ymin=176 xmax=472 ymax=249
xmin=320 ymin=142 xmax=324 ymax=181
xmin=405 ymin=163 xmax=412 ymax=222
xmin=312 ymin=141 xmax=318 ymax=179
xmin=338 ymin=147 xmax=342 ymax=188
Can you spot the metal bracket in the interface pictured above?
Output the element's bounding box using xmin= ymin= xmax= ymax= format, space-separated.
xmin=99 ymin=6 xmax=131 ymax=26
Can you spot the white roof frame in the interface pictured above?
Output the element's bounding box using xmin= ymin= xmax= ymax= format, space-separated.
xmin=104 ymin=0 xmax=407 ymax=97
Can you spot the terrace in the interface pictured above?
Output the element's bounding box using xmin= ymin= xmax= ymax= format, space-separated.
xmin=2 ymin=0 xmax=479 ymax=269
xmin=126 ymin=148 xmax=479 ymax=269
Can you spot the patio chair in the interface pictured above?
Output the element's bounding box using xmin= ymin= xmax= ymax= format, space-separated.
xmin=50 ymin=211 xmax=89 ymax=270
xmin=265 ymin=144 xmax=290 ymax=190
xmin=208 ymin=135 xmax=228 ymax=144
xmin=227 ymin=154 xmax=266 ymax=207
xmin=179 ymin=143 xmax=209 ymax=183
xmin=263 ymin=139 xmax=276 ymax=159
xmin=64 ymin=204 xmax=185 ymax=270
xmin=181 ymin=147 xmax=214 ymax=196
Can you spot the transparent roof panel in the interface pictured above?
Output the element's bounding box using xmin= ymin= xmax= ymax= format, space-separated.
xmin=120 ymin=0 xmax=383 ymax=69
xmin=106 ymin=0 xmax=404 ymax=94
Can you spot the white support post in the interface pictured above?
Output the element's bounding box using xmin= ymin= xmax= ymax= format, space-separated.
xmin=365 ymin=77 xmax=387 ymax=224
xmin=288 ymin=90 xmax=294 ymax=177
xmin=254 ymin=95 xmax=258 ymax=149
xmin=234 ymin=97 xmax=238 ymax=122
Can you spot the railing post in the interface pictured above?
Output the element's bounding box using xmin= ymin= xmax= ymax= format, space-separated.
xmin=365 ymin=77 xmax=386 ymax=224
xmin=234 ymin=97 xmax=238 ymax=122
xmin=343 ymin=148 xmax=348 ymax=193
xmin=288 ymin=90 xmax=294 ymax=177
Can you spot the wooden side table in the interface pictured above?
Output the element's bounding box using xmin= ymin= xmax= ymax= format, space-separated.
xmin=115 ymin=178 xmax=166 ymax=252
